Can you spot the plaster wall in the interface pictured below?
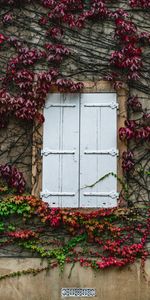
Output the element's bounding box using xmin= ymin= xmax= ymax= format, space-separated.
xmin=0 ymin=259 xmax=150 ymax=300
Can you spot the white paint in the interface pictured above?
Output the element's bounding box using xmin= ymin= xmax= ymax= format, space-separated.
xmin=42 ymin=93 xmax=118 ymax=208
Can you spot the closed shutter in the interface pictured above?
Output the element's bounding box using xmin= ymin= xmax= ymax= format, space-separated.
xmin=41 ymin=93 xmax=80 ymax=207
xmin=80 ymin=93 xmax=118 ymax=208
xmin=41 ymin=93 xmax=118 ymax=208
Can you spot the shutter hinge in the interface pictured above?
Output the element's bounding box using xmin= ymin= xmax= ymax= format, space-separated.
xmin=41 ymin=148 xmax=75 ymax=156
xmin=40 ymin=190 xmax=75 ymax=198
xmin=83 ymin=191 xmax=119 ymax=199
xmin=84 ymin=101 xmax=118 ymax=109
xmin=110 ymin=101 xmax=119 ymax=109
xmin=84 ymin=148 xmax=119 ymax=156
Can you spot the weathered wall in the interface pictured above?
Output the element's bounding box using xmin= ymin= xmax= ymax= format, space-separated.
xmin=0 ymin=119 xmax=33 ymax=190
xmin=0 ymin=259 xmax=150 ymax=300
xmin=0 ymin=3 xmax=150 ymax=300
xmin=0 ymin=2 xmax=150 ymax=195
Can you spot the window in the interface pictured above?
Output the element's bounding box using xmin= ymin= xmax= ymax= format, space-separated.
xmin=41 ymin=93 xmax=119 ymax=208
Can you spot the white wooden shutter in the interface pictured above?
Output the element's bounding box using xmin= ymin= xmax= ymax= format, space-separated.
xmin=80 ymin=93 xmax=118 ymax=208
xmin=41 ymin=93 xmax=118 ymax=208
xmin=41 ymin=93 xmax=79 ymax=207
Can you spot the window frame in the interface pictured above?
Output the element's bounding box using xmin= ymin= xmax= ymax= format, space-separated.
xmin=31 ymin=81 xmax=127 ymax=208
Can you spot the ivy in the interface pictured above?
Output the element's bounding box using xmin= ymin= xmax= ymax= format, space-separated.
xmin=0 ymin=201 xmax=31 ymax=217
xmin=0 ymin=0 xmax=149 ymax=282
xmin=0 ymin=192 xmax=148 ymax=279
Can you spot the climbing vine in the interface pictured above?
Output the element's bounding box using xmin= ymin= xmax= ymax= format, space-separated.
xmin=0 ymin=192 xmax=149 ymax=278
xmin=0 ymin=0 xmax=149 ymax=280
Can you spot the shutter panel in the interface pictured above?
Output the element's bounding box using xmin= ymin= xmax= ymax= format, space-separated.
xmin=42 ymin=92 xmax=118 ymax=208
xmin=41 ymin=93 xmax=79 ymax=207
xmin=80 ymin=93 xmax=118 ymax=208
